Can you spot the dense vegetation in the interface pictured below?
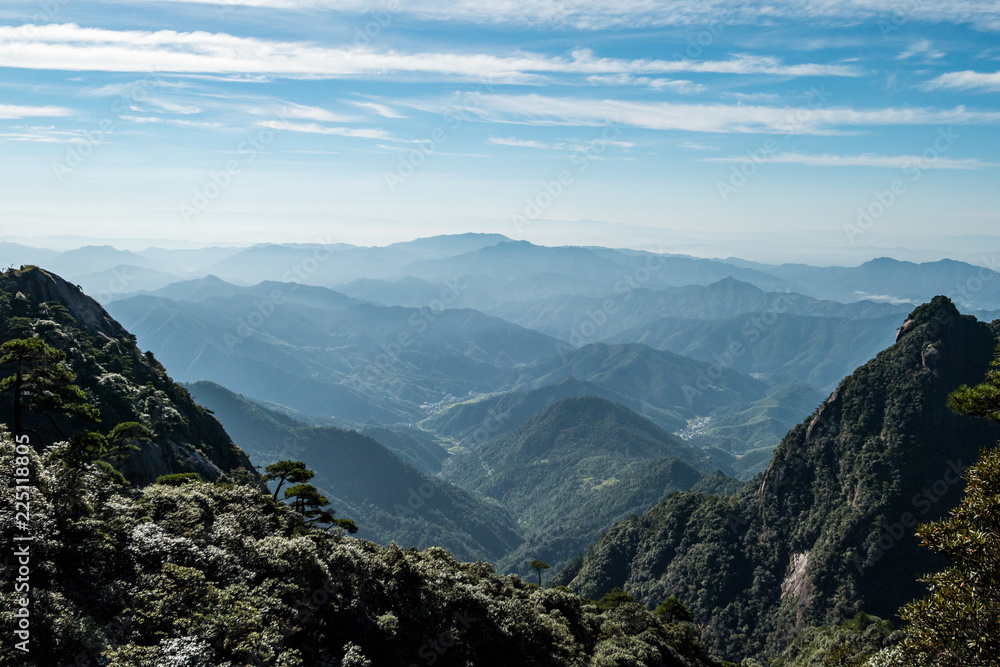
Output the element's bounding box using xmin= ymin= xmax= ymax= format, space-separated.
xmin=558 ymin=297 xmax=1000 ymax=661
xmin=0 ymin=432 xmax=734 ymax=667
xmin=186 ymin=381 xmax=523 ymax=563
xmin=443 ymin=396 xmax=718 ymax=578
xmin=5 ymin=258 xmax=1000 ymax=666
xmin=0 ymin=267 xmax=254 ymax=484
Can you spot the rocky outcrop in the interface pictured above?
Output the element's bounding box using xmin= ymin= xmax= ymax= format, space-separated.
xmin=0 ymin=266 xmax=257 ymax=485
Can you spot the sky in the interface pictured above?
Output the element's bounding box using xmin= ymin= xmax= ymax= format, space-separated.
xmin=1 ymin=0 xmax=999 ymax=264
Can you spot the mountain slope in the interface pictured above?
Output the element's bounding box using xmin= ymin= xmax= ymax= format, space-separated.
xmin=514 ymin=342 xmax=768 ymax=429
xmin=443 ymin=396 xmax=713 ymax=576
xmin=487 ymin=278 xmax=908 ymax=342
xmin=608 ymin=312 xmax=900 ymax=390
xmin=558 ymin=297 xmax=1000 ymax=661
xmin=0 ymin=432 xmax=727 ymax=666
xmin=748 ymin=256 xmax=1000 ymax=310
xmin=106 ymin=283 xmax=560 ymax=423
xmin=186 ymin=380 xmax=522 ymax=562
xmin=0 ymin=266 xmax=255 ymax=485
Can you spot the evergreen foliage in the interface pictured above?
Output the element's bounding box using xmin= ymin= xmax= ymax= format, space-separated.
xmin=0 ymin=433 xmax=727 ymax=667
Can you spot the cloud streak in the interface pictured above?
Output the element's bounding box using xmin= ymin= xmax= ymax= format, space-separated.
xmin=0 ymin=24 xmax=861 ymax=82
xmin=57 ymin=0 xmax=1000 ymax=31
xmin=0 ymin=103 xmax=74 ymax=119
xmin=430 ymin=93 xmax=1000 ymax=134
xmin=703 ymin=152 xmax=996 ymax=169
xmin=926 ymin=70 xmax=1000 ymax=92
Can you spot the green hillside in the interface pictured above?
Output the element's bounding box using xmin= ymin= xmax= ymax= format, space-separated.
xmin=186 ymin=380 xmax=522 ymax=563
xmin=443 ymin=396 xmax=720 ymax=577
xmin=557 ymin=297 xmax=1000 ymax=662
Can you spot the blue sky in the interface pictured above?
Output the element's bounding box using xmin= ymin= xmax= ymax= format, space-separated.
xmin=1 ymin=0 xmax=999 ymax=263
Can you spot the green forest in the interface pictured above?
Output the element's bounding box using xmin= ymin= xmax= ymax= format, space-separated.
xmin=1 ymin=267 xmax=999 ymax=666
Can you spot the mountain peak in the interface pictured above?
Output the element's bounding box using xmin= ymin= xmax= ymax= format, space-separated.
xmin=894 ymin=295 xmax=963 ymax=343
xmin=1 ymin=265 xmax=128 ymax=340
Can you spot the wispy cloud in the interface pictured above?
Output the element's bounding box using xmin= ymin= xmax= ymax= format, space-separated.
xmin=254 ymin=119 xmax=392 ymax=139
xmin=0 ymin=103 xmax=74 ymax=119
xmin=250 ymin=103 xmax=358 ymax=123
xmin=0 ymin=126 xmax=87 ymax=143
xmin=428 ymin=93 xmax=1000 ymax=134
xmin=587 ymin=73 xmax=705 ymax=93
xmin=925 ymin=70 xmax=1000 ymax=92
xmin=120 ymin=115 xmax=223 ymax=127
xmin=679 ymin=141 xmax=720 ymax=151
xmin=702 ymin=152 xmax=996 ymax=169
xmin=347 ymin=100 xmax=407 ymax=118
xmin=489 ymin=137 xmax=551 ymax=149
xmin=489 ymin=135 xmax=635 ymax=151
xmin=0 ymin=24 xmax=861 ymax=81
xmin=896 ymin=39 xmax=945 ymax=61
xmin=63 ymin=0 xmax=1000 ymax=32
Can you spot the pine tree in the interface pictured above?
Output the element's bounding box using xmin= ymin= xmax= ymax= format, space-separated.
xmin=883 ymin=344 xmax=1000 ymax=665
xmin=0 ymin=337 xmax=98 ymax=437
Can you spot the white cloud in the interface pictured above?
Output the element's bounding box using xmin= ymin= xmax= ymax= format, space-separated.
xmin=120 ymin=115 xmax=223 ymax=127
xmin=0 ymin=24 xmax=861 ymax=81
xmin=254 ymin=119 xmax=392 ymax=139
xmin=347 ymin=101 xmax=407 ymax=118
xmin=0 ymin=103 xmax=73 ymax=119
xmin=925 ymin=70 xmax=1000 ymax=92
xmin=702 ymin=152 xmax=996 ymax=169
xmin=250 ymin=103 xmax=358 ymax=123
xmin=66 ymin=0 xmax=1000 ymax=32
xmin=679 ymin=141 xmax=720 ymax=151
xmin=81 ymin=79 xmax=189 ymax=97
xmin=433 ymin=93 xmax=1000 ymax=134
xmin=587 ymin=73 xmax=705 ymax=93
xmin=722 ymin=92 xmax=782 ymax=103
xmin=488 ymin=135 xmax=635 ymax=151
xmin=896 ymin=39 xmax=945 ymax=61
xmin=489 ymin=137 xmax=551 ymax=149
xmin=142 ymin=98 xmax=202 ymax=114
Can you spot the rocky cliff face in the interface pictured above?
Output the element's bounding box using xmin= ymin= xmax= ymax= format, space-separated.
xmin=558 ymin=297 xmax=1000 ymax=661
xmin=0 ymin=266 xmax=255 ymax=485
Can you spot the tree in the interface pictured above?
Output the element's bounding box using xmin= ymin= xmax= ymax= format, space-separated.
xmin=529 ymin=559 xmax=550 ymax=586
xmin=282 ymin=482 xmax=358 ymax=533
xmin=104 ymin=421 xmax=152 ymax=469
xmin=0 ymin=337 xmax=98 ymax=437
xmin=262 ymin=460 xmax=314 ymax=501
xmin=284 ymin=483 xmax=336 ymax=523
xmin=883 ymin=347 xmax=1000 ymax=665
xmin=654 ymin=597 xmax=694 ymax=624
